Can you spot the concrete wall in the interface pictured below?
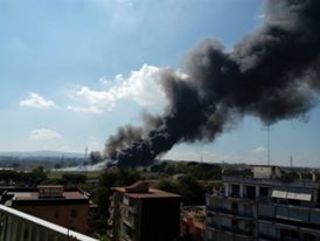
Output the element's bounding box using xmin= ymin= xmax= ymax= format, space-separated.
xmin=253 ymin=166 xmax=273 ymax=179
xmin=252 ymin=166 xmax=282 ymax=179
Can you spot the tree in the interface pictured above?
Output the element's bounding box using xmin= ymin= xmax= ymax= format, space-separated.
xmin=93 ymin=168 xmax=143 ymax=235
xmin=54 ymin=163 xmax=62 ymax=169
xmin=62 ymin=174 xmax=87 ymax=186
xmin=28 ymin=166 xmax=48 ymax=185
xmin=0 ymin=170 xmax=16 ymax=185
xmin=157 ymin=175 xmax=206 ymax=205
xmin=177 ymin=175 xmax=206 ymax=205
xmin=157 ymin=178 xmax=179 ymax=194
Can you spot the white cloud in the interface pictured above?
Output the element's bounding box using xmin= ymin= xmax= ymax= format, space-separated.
xmin=20 ymin=92 xmax=56 ymax=109
xmin=66 ymin=105 xmax=104 ymax=114
xmin=99 ymin=74 xmax=124 ymax=86
xmin=29 ymin=128 xmax=61 ymax=141
xmin=252 ymin=146 xmax=266 ymax=154
xmin=67 ymin=64 xmax=173 ymax=114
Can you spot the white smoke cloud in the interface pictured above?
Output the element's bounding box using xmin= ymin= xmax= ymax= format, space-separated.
xmin=20 ymin=92 xmax=56 ymax=109
xmin=67 ymin=64 xmax=169 ymax=114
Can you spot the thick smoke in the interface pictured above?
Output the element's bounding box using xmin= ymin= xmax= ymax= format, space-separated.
xmin=105 ymin=0 xmax=320 ymax=167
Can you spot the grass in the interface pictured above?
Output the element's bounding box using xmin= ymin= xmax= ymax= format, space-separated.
xmin=48 ymin=170 xmax=102 ymax=180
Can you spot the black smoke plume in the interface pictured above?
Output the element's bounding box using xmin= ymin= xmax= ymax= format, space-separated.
xmin=105 ymin=0 xmax=320 ymax=167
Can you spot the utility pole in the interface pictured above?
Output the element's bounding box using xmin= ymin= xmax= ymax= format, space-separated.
xmin=267 ymin=125 xmax=271 ymax=166
xmin=84 ymin=146 xmax=88 ymax=161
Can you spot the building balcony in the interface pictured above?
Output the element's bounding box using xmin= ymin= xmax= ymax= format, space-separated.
xmin=258 ymin=203 xmax=320 ymax=224
xmin=207 ymin=205 xmax=254 ymax=219
xmin=257 ymin=233 xmax=277 ymax=241
xmin=206 ymin=223 xmax=253 ymax=238
xmin=206 ymin=193 xmax=257 ymax=203
xmin=0 ymin=204 xmax=97 ymax=241
xmin=222 ymin=176 xmax=318 ymax=189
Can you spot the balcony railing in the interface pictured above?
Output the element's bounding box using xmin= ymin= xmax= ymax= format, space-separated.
xmin=207 ymin=205 xmax=254 ymax=219
xmin=206 ymin=223 xmax=253 ymax=237
xmin=0 ymin=204 xmax=98 ymax=241
xmin=258 ymin=203 xmax=320 ymax=224
xmin=222 ymin=176 xmax=318 ymax=188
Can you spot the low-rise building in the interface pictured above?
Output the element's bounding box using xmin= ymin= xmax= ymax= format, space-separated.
xmin=1 ymin=185 xmax=90 ymax=234
xmin=206 ymin=165 xmax=320 ymax=241
xmin=108 ymin=181 xmax=181 ymax=241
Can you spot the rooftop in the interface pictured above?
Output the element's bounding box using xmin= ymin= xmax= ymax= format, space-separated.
xmin=222 ymin=175 xmax=319 ymax=189
xmin=1 ymin=186 xmax=89 ymax=205
xmin=8 ymin=191 xmax=88 ymax=201
xmin=112 ymin=181 xmax=181 ymax=199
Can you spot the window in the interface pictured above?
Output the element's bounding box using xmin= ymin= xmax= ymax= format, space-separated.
xmin=231 ymin=184 xmax=240 ymax=197
xmin=246 ymin=186 xmax=256 ymax=200
xmin=231 ymin=202 xmax=238 ymax=212
xmin=260 ymin=187 xmax=269 ymax=198
xmin=231 ymin=219 xmax=238 ymax=228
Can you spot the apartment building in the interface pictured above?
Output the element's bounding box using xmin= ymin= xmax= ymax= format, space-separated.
xmin=206 ymin=165 xmax=320 ymax=241
xmin=1 ymin=185 xmax=90 ymax=233
xmin=108 ymin=181 xmax=181 ymax=241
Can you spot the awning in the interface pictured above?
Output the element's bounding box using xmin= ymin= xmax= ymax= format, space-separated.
xmin=272 ymin=190 xmax=312 ymax=201
xmin=272 ymin=190 xmax=287 ymax=199
xmin=287 ymin=192 xmax=312 ymax=201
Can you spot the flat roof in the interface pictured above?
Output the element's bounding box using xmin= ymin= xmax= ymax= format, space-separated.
xmin=112 ymin=187 xmax=181 ymax=199
xmin=8 ymin=191 xmax=88 ymax=201
xmin=37 ymin=185 xmax=64 ymax=189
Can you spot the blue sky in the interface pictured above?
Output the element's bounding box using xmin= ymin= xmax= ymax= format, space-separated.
xmin=0 ymin=0 xmax=319 ymax=167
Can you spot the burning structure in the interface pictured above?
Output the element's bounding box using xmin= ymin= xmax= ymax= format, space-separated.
xmin=105 ymin=0 xmax=320 ymax=167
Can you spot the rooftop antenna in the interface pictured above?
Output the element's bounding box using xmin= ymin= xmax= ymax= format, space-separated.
xmin=290 ymin=155 xmax=293 ymax=168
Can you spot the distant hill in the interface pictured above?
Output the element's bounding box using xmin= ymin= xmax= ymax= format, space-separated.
xmin=0 ymin=151 xmax=84 ymax=159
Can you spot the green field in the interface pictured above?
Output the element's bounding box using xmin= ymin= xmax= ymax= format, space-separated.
xmin=48 ymin=170 xmax=102 ymax=180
